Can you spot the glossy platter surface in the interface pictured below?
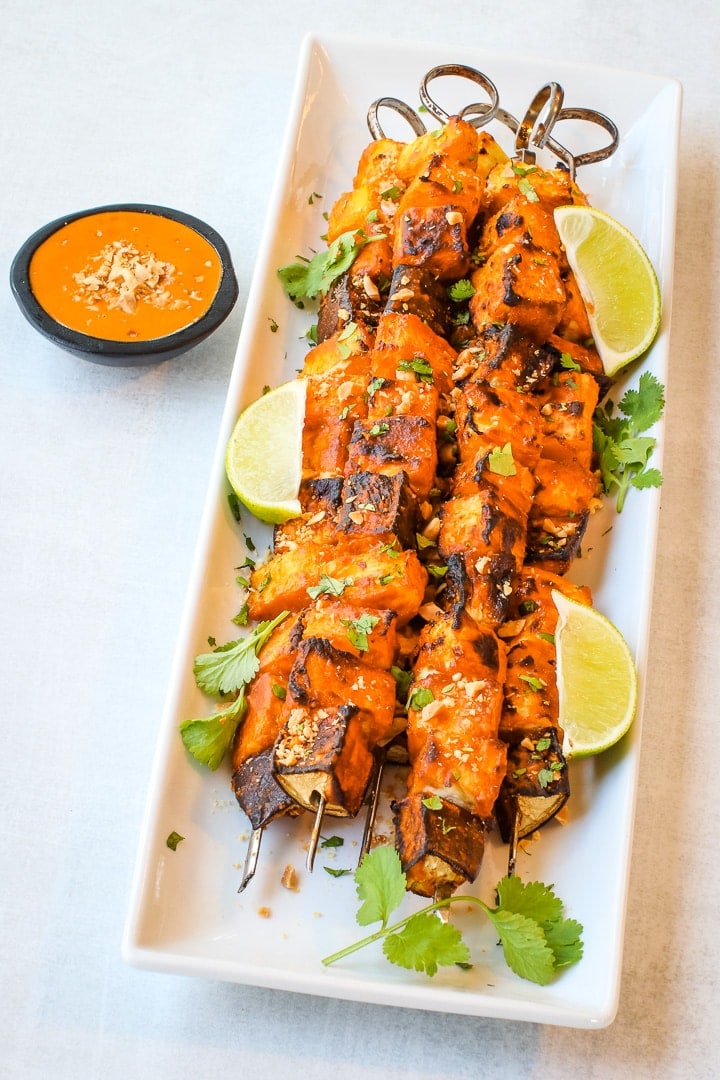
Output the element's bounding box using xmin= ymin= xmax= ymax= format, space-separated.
xmin=122 ymin=33 xmax=681 ymax=1027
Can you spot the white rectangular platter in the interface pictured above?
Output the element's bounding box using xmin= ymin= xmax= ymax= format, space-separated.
xmin=122 ymin=33 xmax=681 ymax=1028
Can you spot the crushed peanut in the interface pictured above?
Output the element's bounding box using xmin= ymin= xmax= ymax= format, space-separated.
xmin=73 ymin=241 xmax=183 ymax=316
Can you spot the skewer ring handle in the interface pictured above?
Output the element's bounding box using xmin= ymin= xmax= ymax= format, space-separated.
xmin=544 ymin=107 xmax=620 ymax=170
xmin=367 ymin=96 xmax=428 ymax=140
xmin=419 ymin=63 xmax=500 ymax=126
xmin=460 ymin=101 xmax=520 ymax=136
xmin=515 ymin=81 xmax=565 ymax=163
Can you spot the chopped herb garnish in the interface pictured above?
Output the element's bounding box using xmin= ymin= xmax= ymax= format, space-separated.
xmin=179 ymin=611 xmax=289 ymax=771
xmin=227 ymin=491 xmax=242 ymax=523
xmin=379 ymin=541 xmax=401 ymax=558
xmin=166 ymin=831 xmax=184 ymax=851
xmin=397 ymin=357 xmax=434 ymax=382
xmin=369 ymin=421 xmax=390 ymax=436
xmin=592 ymin=371 xmax=665 ymax=512
xmin=271 ymin=683 xmax=287 ymax=700
xmin=321 ymin=835 xmax=344 ymax=849
xmin=487 ymin=443 xmax=517 ymax=477
xmin=322 ymin=847 xmax=584 ymax=984
xmin=407 ymin=686 xmax=435 ymax=712
xmin=538 ymin=768 xmax=557 ymax=789
xmin=277 ymin=229 xmax=382 ymax=306
xmin=325 ymin=866 xmax=353 ymax=878
xmin=342 ymin=613 xmax=379 ymax=652
xmin=391 ymin=665 xmax=413 ymax=701
xmin=517 ymin=177 xmax=540 ymax=202
xmin=307 ymin=574 xmax=354 ymax=600
xmin=448 ymin=278 xmax=475 ymax=302
xmin=519 ymin=675 xmax=546 ymax=692
xmin=422 ymin=794 xmax=443 ymax=811
xmin=191 ymin=611 xmax=289 ymax=698
xmin=232 ymin=602 xmax=249 ymax=627
xmin=560 ymin=351 xmax=581 ymax=372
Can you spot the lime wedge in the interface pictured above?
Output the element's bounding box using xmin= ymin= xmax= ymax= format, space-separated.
xmin=225 ymin=379 xmax=306 ymax=524
xmin=553 ymin=205 xmax=661 ymax=377
xmin=552 ymin=589 xmax=638 ymax=758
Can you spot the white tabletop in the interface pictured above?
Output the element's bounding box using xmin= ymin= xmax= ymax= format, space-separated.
xmin=1 ymin=3 xmax=718 ymax=1078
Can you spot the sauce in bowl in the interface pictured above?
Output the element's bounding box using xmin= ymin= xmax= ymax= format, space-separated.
xmin=28 ymin=209 xmax=224 ymax=342
xmin=11 ymin=203 xmax=238 ymax=364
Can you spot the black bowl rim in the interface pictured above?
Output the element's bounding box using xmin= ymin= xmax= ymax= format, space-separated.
xmin=9 ymin=202 xmax=239 ymax=362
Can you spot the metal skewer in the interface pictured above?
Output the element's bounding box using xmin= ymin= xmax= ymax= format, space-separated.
xmin=306 ymin=792 xmax=327 ymax=871
xmin=419 ymin=63 xmax=500 ymax=128
xmin=358 ymin=751 xmax=387 ymax=862
xmin=238 ymin=827 xmax=263 ymax=893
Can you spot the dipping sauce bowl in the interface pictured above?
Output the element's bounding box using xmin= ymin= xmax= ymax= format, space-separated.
xmin=10 ymin=203 xmax=239 ymax=365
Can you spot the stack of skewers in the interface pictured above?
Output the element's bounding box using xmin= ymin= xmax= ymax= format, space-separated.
xmin=228 ymin=95 xmax=614 ymax=899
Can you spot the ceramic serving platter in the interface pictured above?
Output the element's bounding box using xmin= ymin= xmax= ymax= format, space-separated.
xmin=122 ymin=33 xmax=681 ymax=1028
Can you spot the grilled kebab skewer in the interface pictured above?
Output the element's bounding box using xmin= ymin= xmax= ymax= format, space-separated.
xmin=229 ymin=110 xmax=610 ymax=894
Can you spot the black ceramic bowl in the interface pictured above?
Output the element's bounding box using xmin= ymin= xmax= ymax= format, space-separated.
xmin=10 ymin=203 xmax=239 ymax=366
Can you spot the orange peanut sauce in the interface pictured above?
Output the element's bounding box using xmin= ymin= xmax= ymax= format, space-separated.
xmin=29 ymin=210 xmax=223 ymax=342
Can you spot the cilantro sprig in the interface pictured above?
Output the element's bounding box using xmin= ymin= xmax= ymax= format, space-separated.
xmin=277 ymin=229 xmax=381 ymax=306
xmin=179 ymin=611 xmax=289 ymax=770
xmin=322 ymin=847 xmax=583 ymax=984
xmin=593 ymin=371 xmax=665 ymax=512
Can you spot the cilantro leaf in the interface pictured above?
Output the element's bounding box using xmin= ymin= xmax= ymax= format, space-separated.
xmin=518 ymin=177 xmax=540 ymax=203
xmin=307 ymin=574 xmax=354 ymax=600
xmin=592 ymin=372 xmax=665 ymax=511
xmin=342 ymin=613 xmax=379 ymax=652
xmin=354 ymin=846 xmax=407 ymax=927
xmin=397 ymin=357 xmax=434 ymax=383
xmin=484 ymin=908 xmax=556 ymax=985
xmin=618 ymin=371 xmax=665 ymax=431
xmin=322 ymin=848 xmax=584 ymax=985
xmin=560 ymin=352 xmax=582 ymax=372
xmin=182 ymin=611 xmax=288 ymax=770
xmin=614 ymin=435 xmax=656 ymax=467
xmin=390 ymin=665 xmax=413 ymax=702
xmin=179 ymin=689 xmax=247 ymax=770
xmin=631 ymin=467 xmax=663 ymax=490
xmin=192 ymin=611 xmax=289 ymax=696
xmin=407 ymin=686 xmax=435 ymax=712
xmin=383 ymin=913 xmax=470 ymax=976
xmin=448 ymin=278 xmax=475 ymax=302
xmin=277 ymin=229 xmax=381 ymax=306
xmin=495 ymin=875 xmax=563 ymax=925
xmin=422 ymin=794 xmax=443 ymax=810
xmin=543 ymin=916 xmax=584 ymax=968
xmin=487 ymin=443 xmax=517 ymax=477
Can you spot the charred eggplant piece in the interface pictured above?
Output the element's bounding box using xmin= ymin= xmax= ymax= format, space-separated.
xmin=392 ymin=794 xmax=486 ymax=898
xmin=337 ymin=469 xmax=418 ymax=549
xmin=494 ymin=727 xmax=569 ymax=843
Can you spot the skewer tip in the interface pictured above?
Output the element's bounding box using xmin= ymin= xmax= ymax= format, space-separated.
xmin=238 ymin=827 xmax=263 ymax=893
